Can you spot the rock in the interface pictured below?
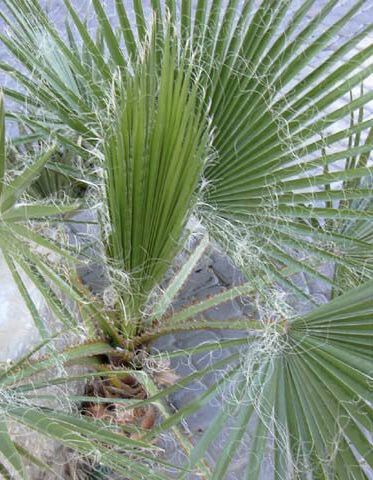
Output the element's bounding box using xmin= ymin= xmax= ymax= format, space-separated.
xmin=209 ymin=248 xmax=247 ymax=286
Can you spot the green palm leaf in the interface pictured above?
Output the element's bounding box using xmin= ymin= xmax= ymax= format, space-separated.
xmin=2 ymin=0 xmax=372 ymax=300
xmin=0 ymin=417 xmax=26 ymax=479
xmin=102 ymin=25 xmax=209 ymax=325
xmin=330 ymin=111 xmax=373 ymax=293
xmin=145 ymin=279 xmax=373 ymax=479
xmin=189 ymin=0 xmax=373 ymax=297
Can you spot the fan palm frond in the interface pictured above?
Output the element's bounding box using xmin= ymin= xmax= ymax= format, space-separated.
xmin=144 ymin=277 xmax=373 ymax=479
xmin=102 ymin=26 xmax=209 ymax=326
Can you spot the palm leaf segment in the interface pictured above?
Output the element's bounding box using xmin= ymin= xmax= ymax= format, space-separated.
xmin=103 ymin=28 xmax=209 ymax=309
xmin=145 ymin=278 xmax=373 ymax=479
xmin=187 ymin=0 xmax=373 ymax=297
xmin=1 ymin=0 xmax=373 ymax=299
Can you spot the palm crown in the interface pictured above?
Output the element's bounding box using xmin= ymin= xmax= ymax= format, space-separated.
xmin=0 ymin=1 xmax=372 ymax=478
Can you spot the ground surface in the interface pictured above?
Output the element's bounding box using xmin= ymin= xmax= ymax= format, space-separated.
xmin=0 ymin=1 xmax=372 ymax=478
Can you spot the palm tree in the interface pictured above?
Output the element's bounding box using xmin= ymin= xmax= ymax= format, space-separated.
xmin=0 ymin=1 xmax=372 ymax=478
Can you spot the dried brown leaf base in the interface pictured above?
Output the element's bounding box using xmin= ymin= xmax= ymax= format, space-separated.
xmin=82 ymin=372 xmax=157 ymax=435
